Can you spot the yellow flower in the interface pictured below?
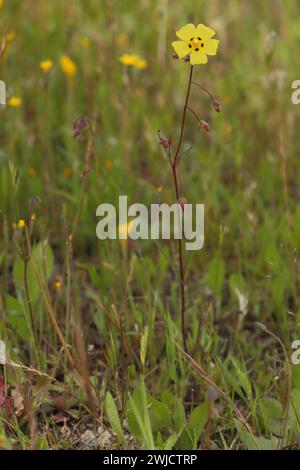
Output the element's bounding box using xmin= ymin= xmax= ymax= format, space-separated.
xmin=54 ymin=280 xmax=62 ymax=291
xmin=119 ymin=53 xmax=138 ymax=66
xmin=60 ymin=55 xmax=77 ymax=79
xmin=118 ymin=220 xmax=134 ymax=238
xmin=8 ymin=96 xmax=22 ymax=107
xmin=0 ymin=0 xmax=3 ymax=9
xmin=80 ymin=36 xmax=90 ymax=49
xmin=119 ymin=53 xmax=147 ymax=69
xmin=17 ymin=219 xmax=26 ymax=229
xmin=172 ymin=23 xmax=219 ymax=65
xmin=40 ymin=59 xmax=53 ymax=74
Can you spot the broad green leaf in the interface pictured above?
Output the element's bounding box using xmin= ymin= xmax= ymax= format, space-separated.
xmin=105 ymin=391 xmax=125 ymax=443
xmin=4 ymin=295 xmax=29 ymax=341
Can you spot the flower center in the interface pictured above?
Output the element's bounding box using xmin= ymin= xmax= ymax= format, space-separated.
xmin=188 ymin=37 xmax=205 ymax=52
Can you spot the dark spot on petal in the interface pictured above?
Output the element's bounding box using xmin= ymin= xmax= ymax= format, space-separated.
xmin=195 ymin=48 xmax=199 ymax=51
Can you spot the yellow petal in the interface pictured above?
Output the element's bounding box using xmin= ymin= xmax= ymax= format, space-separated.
xmin=190 ymin=50 xmax=208 ymax=65
xmin=172 ymin=40 xmax=190 ymax=59
xmin=196 ymin=24 xmax=216 ymax=39
xmin=176 ymin=23 xmax=196 ymax=40
xmin=203 ymin=38 xmax=219 ymax=56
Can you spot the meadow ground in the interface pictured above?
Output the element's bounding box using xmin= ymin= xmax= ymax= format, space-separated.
xmin=1 ymin=0 xmax=300 ymax=450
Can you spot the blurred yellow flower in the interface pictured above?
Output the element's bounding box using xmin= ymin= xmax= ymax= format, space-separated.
xmin=0 ymin=0 xmax=3 ymax=9
xmin=80 ymin=36 xmax=90 ymax=49
xmin=40 ymin=59 xmax=53 ymax=74
xmin=60 ymin=55 xmax=77 ymax=79
xmin=54 ymin=280 xmax=62 ymax=291
xmin=31 ymin=213 xmax=36 ymax=221
xmin=18 ymin=219 xmax=26 ymax=229
xmin=172 ymin=23 xmax=219 ymax=65
xmin=8 ymin=96 xmax=22 ymax=107
xmin=119 ymin=220 xmax=134 ymax=238
xmin=119 ymin=53 xmax=147 ymax=69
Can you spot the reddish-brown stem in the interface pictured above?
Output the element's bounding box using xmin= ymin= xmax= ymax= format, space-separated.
xmin=174 ymin=66 xmax=194 ymax=164
xmin=187 ymin=105 xmax=201 ymax=123
xmin=192 ymin=81 xmax=215 ymax=104
xmin=171 ymin=65 xmax=194 ymax=353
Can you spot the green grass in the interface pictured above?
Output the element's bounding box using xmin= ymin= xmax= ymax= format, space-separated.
xmin=1 ymin=0 xmax=300 ymax=450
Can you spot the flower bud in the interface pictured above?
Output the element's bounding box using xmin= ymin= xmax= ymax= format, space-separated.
xmin=83 ymin=164 xmax=91 ymax=176
xmin=29 ymin=196 xmax=41 ymax=208
xmin=158 ymin=130 xmax=171 ymax=151
xmin=213 ymin=99 xmax=221 ymax=113
xmin=199 ymin=120 xmax=210 ymax=133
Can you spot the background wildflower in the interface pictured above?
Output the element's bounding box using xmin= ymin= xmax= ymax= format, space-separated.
xmin=40 ymin=59 xmax=53 ymax=74
xmin=8 ymin=96 xmax=22 ymax=107
xmin=54 ymin=280 xmax=62 ymax=291
xmin=17 ymin=219 xmax=26 ymax=229
xmin=119 ymin=53 xmax=147 ymax=69
xmin=60 ymin=54 xmax=77 ymax=79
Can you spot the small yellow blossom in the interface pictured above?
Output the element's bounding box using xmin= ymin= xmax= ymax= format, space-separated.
xmin=18 ymin=219 xmax=26 ymax=229
xmin=40 ymin=59 xmax=53 ymax=74
xmin=119 ymin=220 xmax=134 ymax=238
xmin=119 ymin=53 xmax=147 ymax=70
xmin=0 ymin=0 xmax=3 ymax=9
xmin=8 ymin=96 xmax=22 ymax=107
xmin=172 ymin=23 xmax=219 ymax=65
xmin=80 ymin=36 xmax=90 ymax=49
xmin=31 ymin=213 xmax=36 ymax=221
xmin=60 ymin=55 xmax=77 ymax=79
xmin=54 ymin=280 xmax=62 ymax=291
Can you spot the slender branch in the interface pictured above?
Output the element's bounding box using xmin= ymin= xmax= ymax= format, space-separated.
xmin=187 ymin=105 xmax=201 ymax=123
xmin=170 ymin=65 xmax=194 ymax=353
xmin=174 ymin=66 xmax=194 ymax=165
xmin=192 ymin=81 xmax=214 ymax=104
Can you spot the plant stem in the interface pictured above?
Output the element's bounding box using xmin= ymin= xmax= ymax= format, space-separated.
xmin=171 ymin=65 xmax=194 ymax=352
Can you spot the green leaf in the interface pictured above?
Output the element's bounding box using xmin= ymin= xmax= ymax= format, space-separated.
xmin=206 ymin=257 xmax=225 ymax=299
xmin=4 ymin=295 xmax=29 ymax=341
xmin=261 ymin=398 xmax=283 ymax=435
xmin=188 ymin=401 xmax=209 ymax=443
xmin=105 ymin=392 xmax=125 ymax=443
xmin=148 ymin=396 xmax=172 ymax=432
